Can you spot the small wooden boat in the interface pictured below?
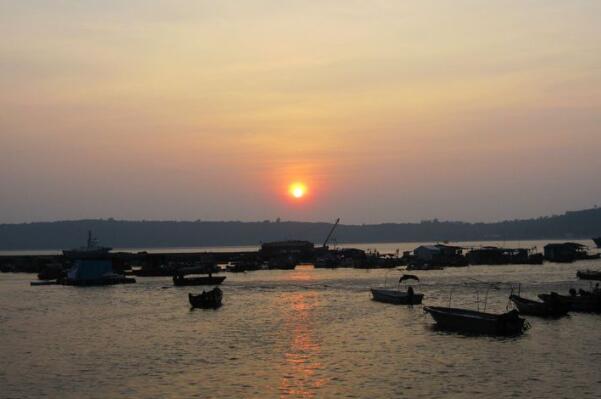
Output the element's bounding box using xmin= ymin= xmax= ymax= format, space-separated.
xmin=61 ymin=275 xmax=136 ymax=286
xmin=371 ymin=288 xmax=423 ymax=304
xmin=538 ymin=291 xmax=601 ymax=313
xmin=30 ymin=280 xmax=60 ymax=286
xmin=509 ymin=294 xmax=569 ymax=317
xmin=37 ymin=265 xmax=65 ymax=281
xmin=424 ymin=306 xmax=527 ymax=335
xmin=371 ymin=274 xmax=423 ymax=305
xmin=189 ymin=287 xmax=223 ymax=308
xmin=576 ymin=270 xmax=601 ymax=281
xmin=173 ymin=274 xmax=226 ymax=286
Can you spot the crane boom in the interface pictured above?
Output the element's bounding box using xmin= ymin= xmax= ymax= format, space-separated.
xmin=322 ymin=218 xmax=340 ymax=248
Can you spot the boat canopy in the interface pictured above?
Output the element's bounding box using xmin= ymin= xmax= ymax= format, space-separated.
xmin=399 ymin=274 xmax=419 ymax=283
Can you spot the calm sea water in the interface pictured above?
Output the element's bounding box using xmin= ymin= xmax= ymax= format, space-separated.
xmin=2 ymin=240 xmax=601 ymax=398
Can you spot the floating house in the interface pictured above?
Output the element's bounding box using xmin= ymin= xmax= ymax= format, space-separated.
xmin=63 ymin=259 xmax=135 ymax=286
xmin=466 ymin=247 xmax=543 ymax=265
xmin=543 ymin=242 xmax=599 ymax=263
xmin=412 ymin=244 xmax=467 ymax=267
xmin=259 ymin=240 xmax=315 ymax=261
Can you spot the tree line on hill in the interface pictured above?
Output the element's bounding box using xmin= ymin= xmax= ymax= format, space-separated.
xmin=1 ymin=207 xmax=600 ymax=250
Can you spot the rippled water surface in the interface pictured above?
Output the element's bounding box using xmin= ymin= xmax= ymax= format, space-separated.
xmin=2 ymin=257 xmax=601 ymax=398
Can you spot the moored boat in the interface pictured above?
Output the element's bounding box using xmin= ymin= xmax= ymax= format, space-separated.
xmin=62 ymin=273 xmax=136 ymax=286
xmin=576 ymin=270 xmax=601 ymax=281
xmin=371 ymin=288 xmax=423 ymax=305
xmin=509 ymin=294 xmax=569 ymax=317
xmin=371 ymin=274 xmax=423 ymax=305
xmin=37 ymin=264 xmax=66 ymax=280
xmin=538 ymin=290 xmax=601 ymax=313
xmin=424 ymin=306 xmax=527 ymax=335
xmin=189 ymin=287 xmax=223 ymax=308
xmin=30 ymin=280 xmax=60 ymax=286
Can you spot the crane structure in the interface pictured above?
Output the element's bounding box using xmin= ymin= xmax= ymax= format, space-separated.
xmin=322 ymin=218 xmax=340 ymax=248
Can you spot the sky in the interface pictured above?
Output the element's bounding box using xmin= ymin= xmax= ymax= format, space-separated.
xmin=1 ymin=0 xmax=601 ymax=224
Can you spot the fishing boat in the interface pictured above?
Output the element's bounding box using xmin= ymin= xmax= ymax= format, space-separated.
xmin=189 ymin=287 xmax=223 ymax=308
xmin=30 ymin=280 xmax=60 ymax=286
xmin=509 ymin=294 xmax=569 ymax=317
xmin=131 ymin=265 xmax=176 ymax=277
xmin=37 ymin=264 xmax=65 ymax=280
xmin=424 ymin=306 xmax=527 ymax=335
xmin=173 ymin=273 xmax=226 ymax=286
xmin=576 ymin=270 xmax=601 ymax=281
xmin=538 ymin=290 xmax=601 ymax=313
xmin=371 ymin=274 xmax=423 ymax=305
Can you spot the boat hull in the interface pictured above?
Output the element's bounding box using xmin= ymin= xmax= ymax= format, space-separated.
xmin=61 ymin=277 xmax=136 ymax=286
xmin=509 ymin=295 xmax=569 ymax=317
xmin=576 ymin=270 xmax=601 ymax=281
xmin=132 ymin=268 xmax=175 ymax=277
xmin=371 ymin=288 xmax=423 ymax=305
xmin=424 ymin=306 xmax=526 ymax=335
xmin=189 ymin=288 xmax=223 ymax=308
xmin=538 ymin=292 xmax=601 ymax=313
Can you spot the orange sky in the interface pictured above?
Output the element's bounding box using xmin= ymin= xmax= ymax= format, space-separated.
xmin=1 ymin=1 xmax=601 ymax=223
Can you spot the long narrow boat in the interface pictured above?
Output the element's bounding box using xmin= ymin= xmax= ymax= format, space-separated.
xmin=30 ymin=280 xmax=60 ymax=286
xmin=509 ymin=294 xmax=569 ymax=317
xmin=189 ymin=287 xmax=223 ymax=308
xmin=371 ymin=288 xmax=423 ymax=305
xmin=371 ymin=274 xmax=423 ymax=305
xmin=173 ymin=274 xmax=226 ymax=286
xmin=424 ymin=306 xmax=527 ymax=335
xmin=576 ymin=270 xmax=601 ymax=281
xmin=538 ymin=292 xmax=601 ymax=313
xmin=62 ymin=274 xmax=136 ymax=286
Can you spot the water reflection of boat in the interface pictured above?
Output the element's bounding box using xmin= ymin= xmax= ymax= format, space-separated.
xmin=371 ymin=274 xmax=423 ymax=305
xmin=424 ymin=306 xmax=527 ymax=335
xmin=189 ymin=287 xmax=223 ymax=308
xmin=509 ymin=294 xmax=569 ymax=317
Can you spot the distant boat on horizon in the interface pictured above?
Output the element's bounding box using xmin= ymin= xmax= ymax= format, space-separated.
xmin=62 ymin=231 xmax=112 ymax=259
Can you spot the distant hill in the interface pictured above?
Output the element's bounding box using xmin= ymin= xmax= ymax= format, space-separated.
xmin=1 ymin=207 xmax=601 ymax=250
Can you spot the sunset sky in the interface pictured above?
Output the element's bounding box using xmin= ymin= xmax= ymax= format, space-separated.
xmin=1 ymin=1 xmax=600 ymax=224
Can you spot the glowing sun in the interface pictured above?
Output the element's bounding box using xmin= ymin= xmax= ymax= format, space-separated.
xmin=289 ymin=182 xmax=307 ymax=199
